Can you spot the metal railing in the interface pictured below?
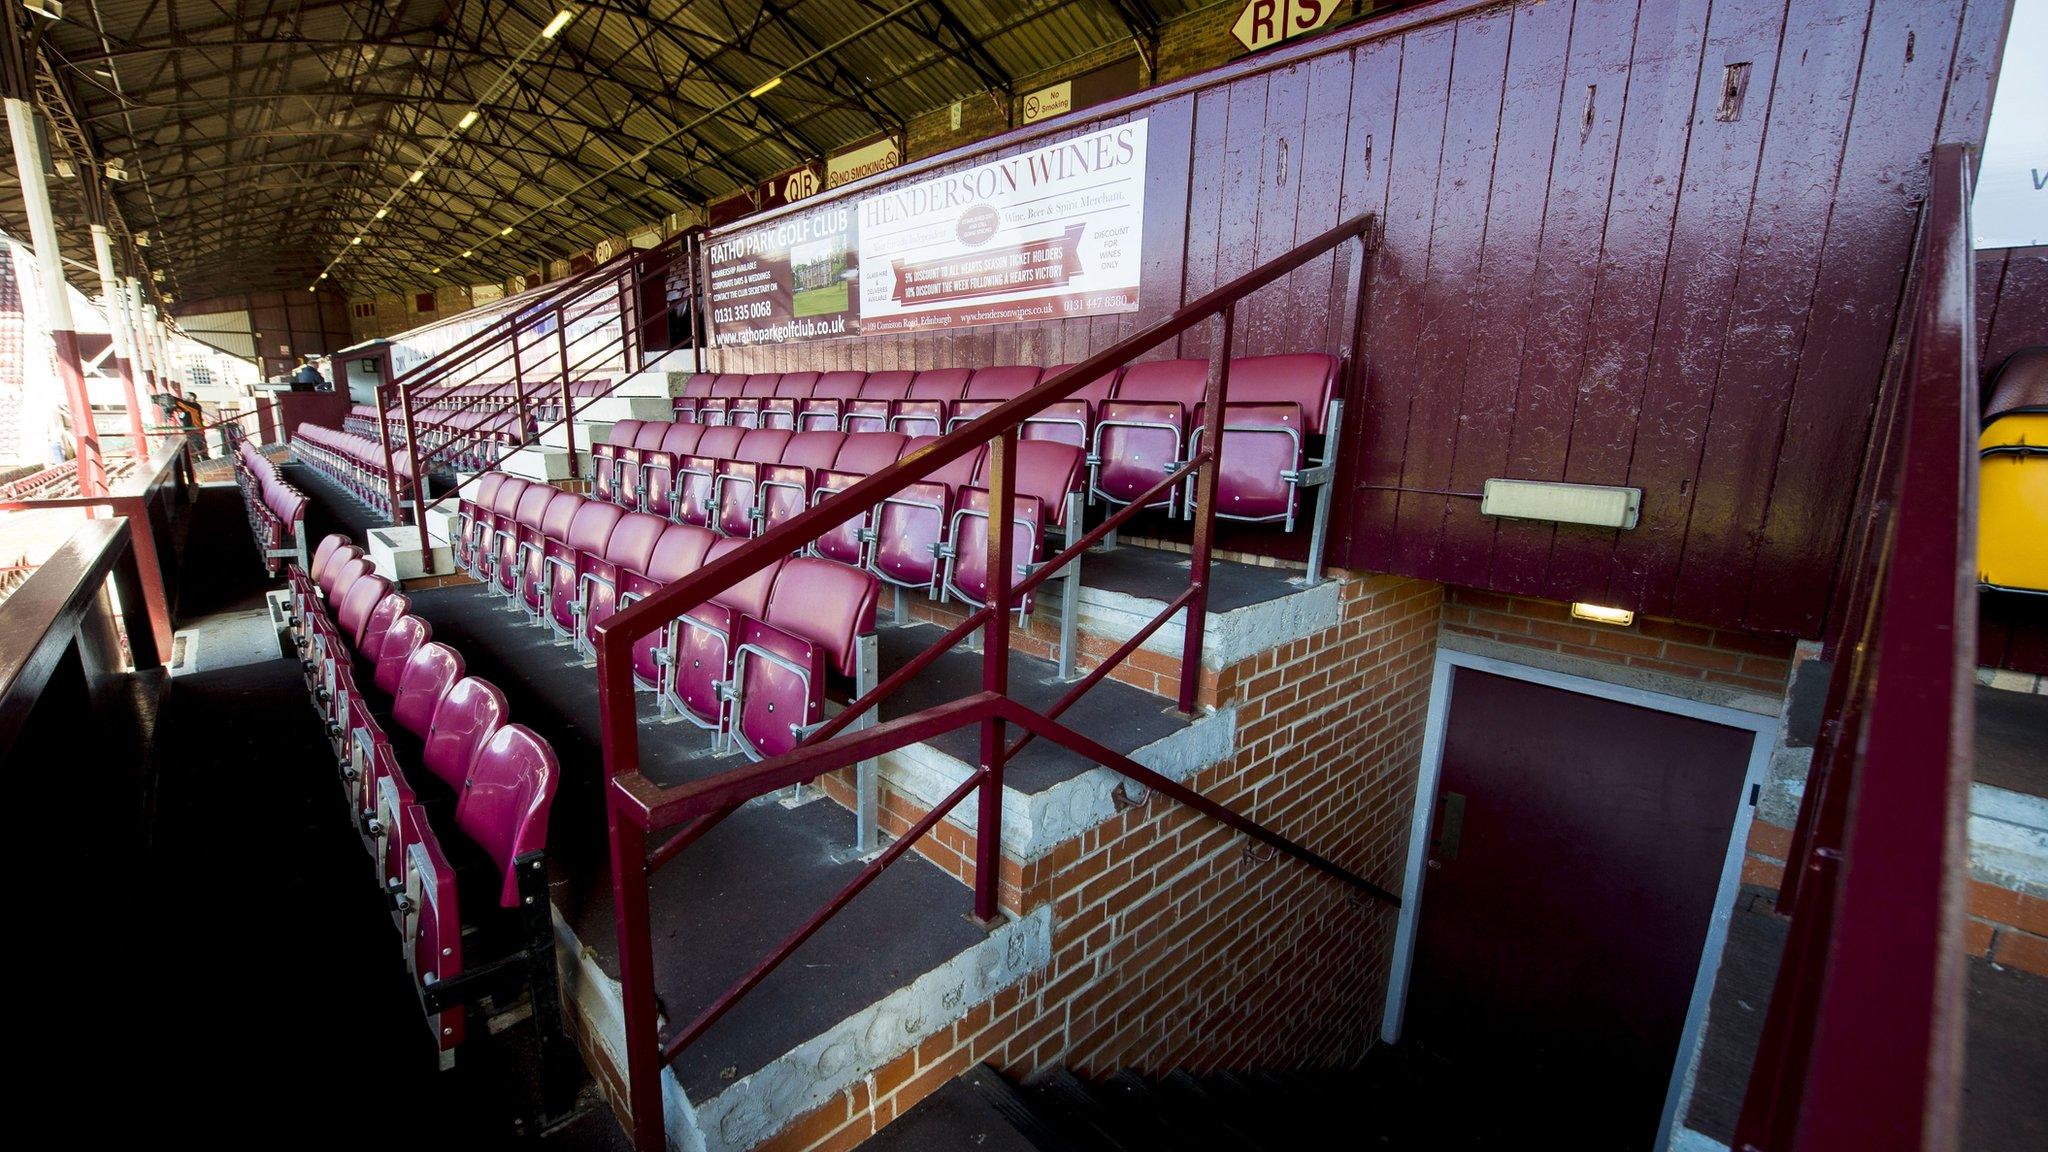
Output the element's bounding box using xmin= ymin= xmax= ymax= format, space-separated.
xmin=594 ymin=211 xmax=1392 ymax=1150
xmin=1733 ymin=143 xmax=1979 ymax=1152
xmin=369 ymin=230 xmax=704 ymax=562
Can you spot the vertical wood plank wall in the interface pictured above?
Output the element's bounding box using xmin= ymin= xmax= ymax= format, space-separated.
xmin=702 ymin=0 xmax=2013 ymax=640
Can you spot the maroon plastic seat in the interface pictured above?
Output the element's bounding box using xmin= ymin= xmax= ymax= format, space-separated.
xmin=947 ymin=366 xmax=1044 ymax=431
xmin=943 ymin=488 xmax=1046 ymax=617
xmin=711 ymin=429 xmax=795 ymax=538
xmin=730 ymin=557 xmax=880 ymax=761
xmin=673 ymin=374 xmax=716 ymax=422
xmin=757 ymin=432 xmax=847 ymax=535
xmin=421 ymin=676 xmax=508 ymax=791
xmin=520 ymin=491 xmax=584 ymax=617
xmin=577 ymin=511 xmax=667 ymax=656
xmin=475 ymin=477 xmax=534 ymax=580
xmin=844 ymin=373 xmax=914 ymax=433
xmin=832 ymin=431 xmax=909 ymax=475
xmin=981 ymin=439 xmax=1086 ymax=533
xmin=807 ymin=469 xmax=872 ymax=569
xmin=455 ymin=724 xmax=560 ymax=908
xmin=543 ymin=501 xmax=625 ymax=640
xmin=642 ymin=422 xmax=706 ymax=517
xmin=620 ymin=524 xmax=717 ymax=689
xmin=306 ymin=532 xmax=354 ymax=591
xmin=673 ymin=425 xmax=746 ymax=528
xmin=1024 ymin=364 xmax=1119 ymax=448
xmin=1182 ymin=353 xmax=1340 ymax=528
xmin=335 ymin=574 xmax=395 ymax=651
xmin=698 ymin=373 xmax=749 ymax=425
xmin=497 ymin=483 xmax=558 ymax=597
xmin=318 ymin=552 xmax=370 ymax=604
xmin=1093 ymin=359 xmax=1208 ymax=509
xmin=392 ymin=641 xmax=465 ymax=740
xmin=397 ymin=802 xmax=464 ymax=1051
xmin=866 ymin=437 xmax=984 ymax=592
xmin=359 ymin=591 xmax=412 ymax=658
xmin=614 ymin=421 xmax=674 ymax=510
xmin=761 ymin=373 xmax=820 ymax=430
xmin=890 ymin=369 xmax=973 ymax=437
xmin=591 ymin=420 xmax=643 ymax=503
xmin=726 ymin=374 xmax=782 ymax=429
xmin=663 ymin=539 xmax=783 ymax=732
xmin=374 ymin=614 xmax=432 ymax=696
xmin=800 ymin=371 xmax=867 ymax=431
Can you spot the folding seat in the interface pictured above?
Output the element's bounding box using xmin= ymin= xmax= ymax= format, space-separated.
xmin=456 ymin=724 xmax=559 ymax=909
xmin=697 ymin=374 xmax=749 ymax=425
xmin=941 ymin=488 xmax=1045 ymax=620
xmin=661 ymin=538 xmax=783 ymax=733
xmin=359 ymin=592 xmax=412 ymax=670
xmin=673 ymin=374 xmax=717 ymax=423
xmin=726 ymin=374 xmax=782 ymax=429
xmin=619 ymin=523 xmax=716 ymax=690
xmin=396 ymin=802 xmax=464 ymax=1052
xmin=865 ymin=436 xmax=986 ymax=597
xmin=673 ymin=425 xmax=746 ymax=528
xmin=393 ymin=641 xmax=466 ymax=741
xmin=590 ymin=420 xmax=643 ymax=506
xmin=729 ymin=557 xmax=880 ymax=762
xmin=420 ymin=676 xmax=508 ymax=792
xmin=760 ymin=373 xmax=819 ymax=430
xmin=373 ymin=614 xmax=433 ymax=696
xmin=615 ymin=420 xmax=675 ymax=510
xmin=758 ymin=431 xmax=845 ymax=536
xmin=574 ymin=511 xmax=668 ymax=659
xmin=542 ymin=500 xmax=626 ymax=642
xmin=518 ymin=491 xmax=584 ymax=620
xmin=981 ymin=439 xmax=1087 ymax=536
xmin=334 ymin=573 xmax=395 ymax=651
xmin=804 ymin=433 xmax=910 ymax=569
xmin=832 ymin=431 xmax=910 ymax=475
xmin=946 ymin=366 xmax=1044 ymax=431
xmin=889 ymin=369 xmax=973 ymax=437
xmin=799 ymin=371 xmax=866 ymax=432
xmin=1091 ymin=358 xmax=1209 ymax=510
xmin=640 ymin=421 xmax=707 ymax=519
xmin=1027 ymin=365 xmax=1120 ymax=450
xmin=495 ymin=483 xmax=559 ymax=600
xmin=469 ymin=477 xmax=532 ymax=581
xmin=291 ymin=533 xmax=356 ymax=624
xmin=1181 ymin=353 xmax=1342 ymax=532
xmin=711 ymin=428 xmax=794 ymax=538
xmin=842 ymin=372 xmax=914 ymax=433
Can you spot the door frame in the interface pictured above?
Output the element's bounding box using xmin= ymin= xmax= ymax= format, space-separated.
xmin=1381 ymin=648 xmax=1776 ymax=1152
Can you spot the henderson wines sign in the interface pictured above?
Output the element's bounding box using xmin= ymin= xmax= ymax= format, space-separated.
xmin=706 ymin=120 xmax=1149 ymax=346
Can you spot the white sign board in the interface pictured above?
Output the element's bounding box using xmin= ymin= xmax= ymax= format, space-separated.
xmin=1974 ymin=0 xmax=2046 ymax=249
xmin=856 ymin=120 xmax=1147 ymax=335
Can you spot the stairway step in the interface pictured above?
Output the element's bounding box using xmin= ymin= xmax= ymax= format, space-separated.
xmin=1024 ymin=1068 xmax=1146 ymax=1152
xmin=1153 ymin=1070 xmax=1278 ymax=1152
xmin=956 ymin=1066 xmax=1084 ymax=1152
xmin=860 ymin=1067 xmax=1060 ymax=1152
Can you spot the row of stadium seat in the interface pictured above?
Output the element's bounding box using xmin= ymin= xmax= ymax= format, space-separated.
xmin=295 ymin=424 xmax=417 ymax=521
xmin=657 ymin=354 xmax=1339 ymax=533
xmin=288 ymin=532 xmax=565 ymax=1065
xmin=342 ymin=377 xmax=616 ymax=469
xmin=231 ymin=441 xmax=308 ymax=576
xmin=449 ymin=476 xmax=887 ymax=802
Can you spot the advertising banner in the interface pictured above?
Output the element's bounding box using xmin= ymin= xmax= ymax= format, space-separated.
xmin=706 ymin=120 xmax=1148 ymax=345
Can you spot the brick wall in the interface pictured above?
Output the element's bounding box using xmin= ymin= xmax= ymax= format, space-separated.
xmin=772 ymin=571 xmax=1442 ymax=1152
xmin=1442 ymin=587 xmax=1796 ymax=697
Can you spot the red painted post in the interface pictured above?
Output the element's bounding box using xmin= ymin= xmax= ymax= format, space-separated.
xmin=557 ymin=304 xmax=580 ymax=481
xmin=973 ymin=429 xmax=1016 ymax=924
xmin=371 ymin=357 xmax=404 ymax=527
xmin=595 ymin=623 xmax=663 ymax=1152
xmin=1179 ymin=305 xmax=1233 ymax=713
xmin=395 ymin=357 xmax=435 ymax=570
xmin=256 ymin=397 xmax=277 ymax=446
xmin=510 ymin=320 xmax=532 ymax=446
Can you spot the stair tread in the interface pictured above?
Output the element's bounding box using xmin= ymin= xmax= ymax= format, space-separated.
xmin=861 ymin=1068 xmax=1057 ymax=1152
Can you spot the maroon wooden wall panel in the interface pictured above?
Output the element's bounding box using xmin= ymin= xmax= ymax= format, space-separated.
xmin=1434 ymin=0 xmax=1573 ymax=591
xmin=1978 ymin=247 xmax=2048 ymax=371
xmin=1543 ymin=0 xmax=1712 ymax=602
xmin=692 ymin=0 xmax=2007 ymax=638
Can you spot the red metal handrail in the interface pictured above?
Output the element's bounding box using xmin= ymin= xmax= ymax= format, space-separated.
xmin=595 ymin=210 xmax=1387 ymax=1151
xmin=1733 ymin=142 xmax=1978 ymax=1152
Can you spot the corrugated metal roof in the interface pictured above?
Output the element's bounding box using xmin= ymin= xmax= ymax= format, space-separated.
xmin=17 ymin=0 xmax=1222 ymax=301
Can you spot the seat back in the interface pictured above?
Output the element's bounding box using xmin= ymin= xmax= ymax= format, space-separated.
xmin=456 ymin=725 xmax=561 ymax=908
xmin=703 ymin=537 xmax=784 ymax=615
xmin=392 ymin=641 xmax=465 ymax=738
xmin=734 ymin=428 xmax=792 ymax=464
xmin=966 ymin=365 xmax=1042 ymax=399
xmin=336 ymin=574 xmax=394 ymax=650
xmin=646 ymin=523 xmax=717 ymax=581
xmin=374 ymin=615 xmax=431 ymax=695
xmin=946 ymin=489 xmax=1045 ymax=613
xmin=869 ymin=480 xmax=951 ymax=590
xmin=908 ymin=368 xmax=971 ymax=399
xmin=763 ymin=556 xmax=878 ymax=677
xmin=812 ymin=371 xmax=866 ymax=399
xmin=603 ymin=511 xmax=669 ymax=573
xmin=999 ymin=439 xmax=1085 ymax=530
xmin=1215 ymin=354 xmax=1339 ymax=433
xmin=318 ymin=551 xmax=369 ymax=601
xmin=695 ymin=425 xmax=746 ymax=461
xmin=308 ymin=533 xmax=354 ymax=584
xmin=857 ymin=372 xmax=914 ymax=398
xmin=778 ymin=430 xmax=846 ymax=471
xmin=360 ymin=591 xmax=412 ymax=657
xmin=902 ymin=436 xmax=985 ymax=488
xmin=422 ymin=676 xmax=508 ymax=791
xmin=833 ymin=432 xmax=908 ymax=475
xmin=1113 ymin=359 xmax=1209 ymax=405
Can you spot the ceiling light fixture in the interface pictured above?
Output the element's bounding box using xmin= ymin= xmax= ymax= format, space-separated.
xmin=747 ymin=76 xmax=783 ymax=98
xmin=352 ymin=236 xmax=364 ymax=245
xmin=500 ymin=226 xmax=513 ymax=236
xmin=375 ymin=208 xmax=388 ymax=219
xmin=410 ymin=170 xmax=425 ymax=184
xmin=542 ymin=9 xmax=575 ymax=39
xmin=22 ymin=0 xmax=63 ymax=23
xmin=430 ymin=267 xmax=441 ymax=274
xmin=461 ymin=250 xmax=473 ymax=258
xmin=458 ymin=109 xmax=481 ymax=130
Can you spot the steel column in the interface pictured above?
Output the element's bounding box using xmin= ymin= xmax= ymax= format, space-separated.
xmin=90 ymin=226 xmax=151 ymax=464
xmin=8 ymin=97 xmax=104 ymax=497
xmin=557 ymin=304 xmax=580 ymax=480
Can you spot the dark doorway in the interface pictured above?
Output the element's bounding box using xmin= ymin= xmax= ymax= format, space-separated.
xmin=1403 ymin=666 xmax=1755 ymax=1150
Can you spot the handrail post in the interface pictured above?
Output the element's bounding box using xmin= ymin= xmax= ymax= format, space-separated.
xmin=371 ymin=355 xmax=403 ymax=530
xmin=974 ymin=430 xmax=1017 ymax=924
xmin=1179 ymin=307 xmax=1233 ymax=713
xmin=395 ymin=361 xmax=435 ymax=570
xmin=557 ymin=303 xmax=581 ymax=481
xmin=510 ymin=320 xmax=532 ymax=447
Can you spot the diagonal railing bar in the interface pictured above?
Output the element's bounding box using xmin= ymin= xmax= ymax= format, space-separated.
xmin=597 ymin=210 xmax=1382 ymax=1152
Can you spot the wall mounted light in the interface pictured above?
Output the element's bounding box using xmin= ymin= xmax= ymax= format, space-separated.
xmin=1481 ymin=479 xmax=1642 ymax=530
xmin=1570 ymin=602 xmax=1636 ymax=627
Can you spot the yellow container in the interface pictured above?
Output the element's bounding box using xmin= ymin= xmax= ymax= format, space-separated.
xmin=1979 ymin=350 xmax=2047 ymax=595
